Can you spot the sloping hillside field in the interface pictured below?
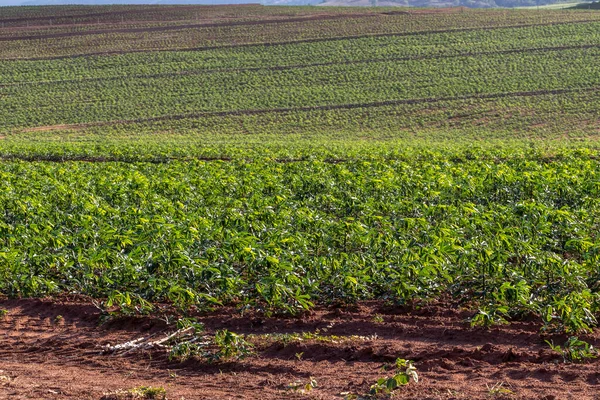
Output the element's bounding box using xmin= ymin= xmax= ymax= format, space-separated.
xmin=3 ymin=5 xmax=600 ymax=399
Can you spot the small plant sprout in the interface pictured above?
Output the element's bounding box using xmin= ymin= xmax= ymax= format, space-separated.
xmin=286 ymin=377 xmax=317 ymax=393
xmin=486 ymin=381 xmax=514 ymax=397
xmin=372 ymin=314 xmax=384 ymax=323
xmin=0 ymin=309 xmax=8 ymax=319
xmin=213 ymin=330 xmax=254 ymax=361
xmin=0 ymin=372 xmax=11 ymax=384
xmin=369 ymin=358 xmax=418 ymax=396
xmin=100 ymin=386 xmax=166 ymax=400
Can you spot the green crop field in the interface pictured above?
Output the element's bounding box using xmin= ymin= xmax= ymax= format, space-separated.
xmin=2 ymin=4 xmax=600 ymax=337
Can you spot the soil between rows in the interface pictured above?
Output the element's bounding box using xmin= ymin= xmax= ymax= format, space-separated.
xmin=1 ymin=298 xmax=599 ymax=399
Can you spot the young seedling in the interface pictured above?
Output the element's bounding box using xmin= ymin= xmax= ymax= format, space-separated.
xmin=213 ymin=329 xmax=254 ymax=361
xmin=286 ymin=377 xmax=317 ymax=393
xmin=486 ymin=381 xmax=514 ymax=397
xmin=369 ymin=358 xmax=418 ymax=396
xmin=100 ymin=386 xmax=166 ymax=400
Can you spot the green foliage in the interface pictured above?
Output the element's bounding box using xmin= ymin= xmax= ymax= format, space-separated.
xmin=130 ymin=387 xmax=166 ymax=400
xmin=470 ymin=305 xmax=509 ymax=328
xmin=176 ymin=317 xmax=205 ymax=333
xmin=166 ymin=318 xmax=206 ymax=362
xmin=546 ymin=336 xmax=598 ymax=363
xmin=369 ymin=359 xmax=418 ymax=396
xmin=2 ymin=151 xmax=600 ymax=321
xmin=168 ymin=341 xmax=205 ymax=362
xmin=101 ymin=386 xmax=166 ymax=400
xmin=104 ymin=291 xmax=155 ymax=317
xmin=542 ymin=291 xmax=599 ymax=334
xmin=167 ymin=325 xmax=253 ymax=363
xmin=213 ymin=330 xmax=254 ymax=361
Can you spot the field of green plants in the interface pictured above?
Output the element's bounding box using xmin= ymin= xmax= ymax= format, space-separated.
xmin=2 ymin=5 xmax=600 ymax=337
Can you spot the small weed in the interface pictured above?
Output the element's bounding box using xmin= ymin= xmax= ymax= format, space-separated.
xmin=213 ymin=329 xmax=254 ymax=361
xmin=168 ymin=341 xmax=205 ymax=362
xmin=368 ymin=359 xmax=418 ymax=397
xmin=486 ymin=381 xmax=514 ymax=397
xmin=133 ymin=387 xmax=167 ymax=400
xmin=0 ymin=371 xmax=11 ymax=385
xmin=54 ymin=315 xmax=63 ymax=324
xmin=286 ymin=377 xmax=317 ymax=393
xmin=104 ymin=317 xmax=252 ymax=364
xmin=100 ymin=386 xmax=166 ymax=400
xmin=0 ymin=309 xmax=7 ymax=319
xmin=372 ymin=314 xmax=384 ymax=323
xmin=295 ymin=352 xmax=304 ymax=361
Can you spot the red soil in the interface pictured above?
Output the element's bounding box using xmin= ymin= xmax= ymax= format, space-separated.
xmin=1 ymin=298 xmax=599 ymax=399
xmin=22 ymin=124 xmax=82 ymax=133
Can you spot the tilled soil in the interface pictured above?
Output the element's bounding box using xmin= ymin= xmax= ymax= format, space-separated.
xmin=1 ymin=298 xmax=599 ymax=399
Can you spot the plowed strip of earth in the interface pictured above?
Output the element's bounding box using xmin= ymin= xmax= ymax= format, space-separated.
xmin=5 ymin=19 xmax=598 ymax=61
xmin=0 ymin=4 xmax=225 ymax=23
xmin=0 ymin=6 xmax=463 ymax=28
xmin=0 ymin=5 xmax=208 ymax=24
xmin=0 ymin=13 xmax=378 ymax=42
xmin=0 ymin=298 xmax=598 ymax=399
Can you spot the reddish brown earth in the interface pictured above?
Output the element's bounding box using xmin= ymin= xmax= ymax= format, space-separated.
xmin=1 ymin=298 xmax=599 ymax=400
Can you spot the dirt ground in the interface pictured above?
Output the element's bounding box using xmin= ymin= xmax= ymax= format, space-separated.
xmin=1 ymin=298 xmax=599 ymax=400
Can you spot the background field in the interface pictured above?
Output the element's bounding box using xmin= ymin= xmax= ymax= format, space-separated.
xmin=2 ymin=5 xmax=600 ymax=400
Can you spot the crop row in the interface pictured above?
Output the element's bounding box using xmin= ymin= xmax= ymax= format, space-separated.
xmin=3 ymin=46 xmax=600 ymax=129
xmin=1 ymin=154 xmax=600 ymax=333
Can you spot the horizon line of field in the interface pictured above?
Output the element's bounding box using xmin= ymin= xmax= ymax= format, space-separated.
xmin=4 ymin=43 xmax=599 ymax=88
xmin=8 ymin=85 xmax=598 ymax=132
xmin=3 ymin=18 xmax=598 ymax=61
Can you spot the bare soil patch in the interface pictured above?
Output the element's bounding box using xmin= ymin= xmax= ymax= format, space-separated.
xmin=1 ymin=298 xmax=599 ymax=399
xmin=22 ymin=124 xmax=85 ymax=133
